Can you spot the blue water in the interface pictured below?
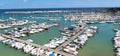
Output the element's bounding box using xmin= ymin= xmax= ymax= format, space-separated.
xmin=0 ymin=9 xmax=118 ymax=56
xmin=78 ymin=23 xmax=115 ymax=56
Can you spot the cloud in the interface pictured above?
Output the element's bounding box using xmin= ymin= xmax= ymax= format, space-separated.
xmin=23 ymin=0 xmax=28 ymax=3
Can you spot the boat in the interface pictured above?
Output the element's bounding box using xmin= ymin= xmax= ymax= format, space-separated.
xmin=63 ymin=44 xmax=78 ymax=55
xmin=26 ymin=39 xmax=33 ymax=42
xmin=90 ymin=26 xmax=98 ymax=30
xmin=0 ymin=24 xmax=11 ymax=29
xmin=115 ymin=48 xmax=120 ymax=56
xmin=0 ymin=19 xmax=5 ymax=22
xmin=0 ymin=36 xmax=6 ymax=41
xmin=23 ymin=44 xmax=34 ymax=53
xmin=99 ymin=21 xmax=106 ymax=23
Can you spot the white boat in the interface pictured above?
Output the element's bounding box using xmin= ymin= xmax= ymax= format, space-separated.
xmin=90 ymin=26 xmax=98 ymax=30
xmin=116 ymin=48 xmax=120 ymax=56
xmin=2 ymin=39 xmax=11 ymax=44
xmin=23 ymin=44 xmax=34 ymax=53
xmin=26 ymin=39 xmax=33 ymax=42
xmin=30 ymin=48 xmax=37 ymax=55
xmin=63 ymin=44 xmax=78 ymax=55
xmin=86 ymin=32 xmax=93 ymax=37
xmin=30 ymin=30 xmax=35 ymax=34
xmin=0 ymin=24 xmax=11 ymax=29
xmin=21 ymin=34 xmax=26 ymax=37
xmin=0 ymin=19 xmax=5 ymax=22
xmin=44 ymin=43 xmax=57 ymax=48
xmin=0 ymin=36 xmax=6 ymax=41
xmin=38 ymin=28 xmax=44 ymax=32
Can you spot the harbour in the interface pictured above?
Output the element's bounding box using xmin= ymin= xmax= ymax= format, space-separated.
xmin=0 ymin=8 xmax=120 ymax=56
xmin=78 ymin=23 xmax=115 ymax=56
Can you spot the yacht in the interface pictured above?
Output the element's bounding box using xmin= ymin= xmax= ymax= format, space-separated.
xmin=23 ymin=44 xmax=34 ymax=53
xmin=0 ymin=36 xmax=6 ymax=41
xmin=26 ymin=39 xmax=34 ymax=43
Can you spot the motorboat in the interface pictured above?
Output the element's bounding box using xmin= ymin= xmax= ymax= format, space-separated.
xmin=0 ymin=36 xmax=6 ymax=41
xmin=26 ymin=39 xmax=33 ymax=43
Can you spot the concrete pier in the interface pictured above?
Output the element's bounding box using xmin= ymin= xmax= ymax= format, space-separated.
xmin=56 ymin=28 xmax=86 ymax=51
xmin=1 ymin=34 xmax=74 ymax=56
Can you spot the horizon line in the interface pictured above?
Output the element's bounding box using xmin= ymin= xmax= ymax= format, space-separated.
xmin=0 ymin=7 xmax=120 ymax=10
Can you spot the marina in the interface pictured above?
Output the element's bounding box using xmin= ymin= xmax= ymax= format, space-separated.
xmin=113 ymin=29 xmax=120 ymax=56
xmin=78 ymin=23 xmax=115 ymax=56
xmin=0 ymin=34 xmax=74 ymax=56
xmin=0 ymin=8 xmax=120 ymax=56
xmin=0 ymin=24 xmax=98 ymax=56
xmin=0 ymin=18 xmax=87 ymax=56
xmin=0 ymin=17 xmax=35 ymax=29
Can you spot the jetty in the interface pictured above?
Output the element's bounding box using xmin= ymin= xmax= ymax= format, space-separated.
xmin=1 ymin=34 xmax=74 ymax=56
xmin=56 ymin=27 xmax=86 ymax=51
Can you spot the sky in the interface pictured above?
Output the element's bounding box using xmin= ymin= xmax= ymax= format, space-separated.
xmin=0 ymin=0 xmax=120 ymax=9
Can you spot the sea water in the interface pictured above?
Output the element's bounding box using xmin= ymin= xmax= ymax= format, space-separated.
xmin=0 ymin=10 xmax=116 ymax=56
xmin=78 ymin=23 xmax=115 ymax=56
